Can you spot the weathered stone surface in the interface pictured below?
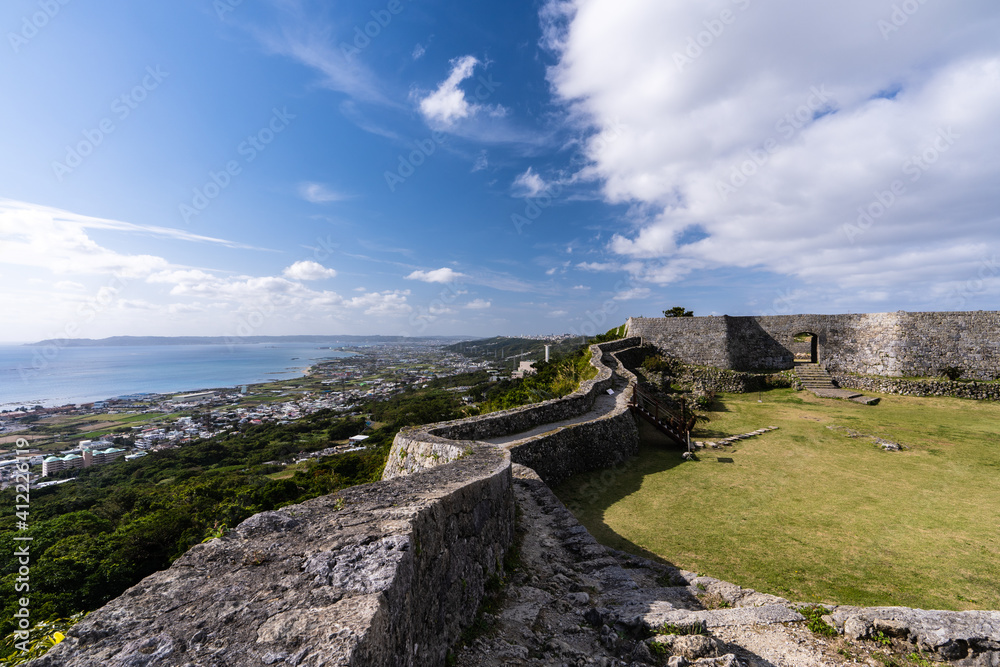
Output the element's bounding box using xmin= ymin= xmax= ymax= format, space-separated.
xmin=648 ymin=605 xmax=806 ymax=630
xmin=831 ymin=606 xmax=1000 ymax=661
xmin=628 ymin=311 xmax=1000 ymax=380
xmin=28 ymin=444 xmax=514 ymax=667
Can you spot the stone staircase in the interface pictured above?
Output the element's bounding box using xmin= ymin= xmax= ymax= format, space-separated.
xmin=794 ymin=363 xmax=879 ymax=405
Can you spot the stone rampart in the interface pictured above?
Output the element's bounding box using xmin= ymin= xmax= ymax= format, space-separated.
xmin=624 ymin=316 xmax=730 ymax=367
xmin=421 ymin=343 xmax=614 ymax=443
xmin=30 ymin=442 xmax=513 ymax=667
xmin=33 ymin=339 xmax=639 ymax=667
xmin=628 ymin=311 xmax=1000 ymax=380
xmin=386 ymin=339 xmax=641 ymax=487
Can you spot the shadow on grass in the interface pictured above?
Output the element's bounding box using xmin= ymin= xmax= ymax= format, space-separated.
xmin=553 ymin=419 xmax=690 ymax=568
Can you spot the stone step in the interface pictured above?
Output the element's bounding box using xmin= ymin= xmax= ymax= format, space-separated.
xmin=642 ymin=604 xmax=806 ymax=631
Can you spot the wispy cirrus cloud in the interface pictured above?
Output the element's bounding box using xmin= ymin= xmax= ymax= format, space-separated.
xmin=0 ymin=199 xmax=271 ymax=252
xmin=255 ymin=21 xmax=391 ymax=106
xmin=298 ymin=182 xmax=349 ymax=203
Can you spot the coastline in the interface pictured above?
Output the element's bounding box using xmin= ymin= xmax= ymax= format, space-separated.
xmin=0 ymin=344 xmax=357 ymax=411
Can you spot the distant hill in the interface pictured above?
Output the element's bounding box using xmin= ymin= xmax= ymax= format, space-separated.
xmin=27 ymin=335 xmax=469 ymax=347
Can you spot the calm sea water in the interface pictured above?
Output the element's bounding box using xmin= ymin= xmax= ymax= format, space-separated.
xmin=0 ymin=344 xmax=352 ymax=409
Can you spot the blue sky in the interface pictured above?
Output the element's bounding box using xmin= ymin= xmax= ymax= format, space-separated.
xmin=1 ymin=0 xmax=999 ymax=342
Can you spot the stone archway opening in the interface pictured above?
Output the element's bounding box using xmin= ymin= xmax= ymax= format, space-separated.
xmin=792 ymin=332 xmax=819 ymax=363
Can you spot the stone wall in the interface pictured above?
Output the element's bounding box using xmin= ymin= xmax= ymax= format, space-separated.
xmin=421 ymin=343 xmax=614 ymax=443
xmin=504 ymin=370 xmax=639 ymax=486
xmin=386 ymin=339 xmax=641 ymax=488
xmin=683 ymin=367 xmax=796 ymax=394
xmin=34 ymin=339 xmax=639 ymax=667
xmin=30 ymin=334 xmax=1000 ymax=666
xmin=624 ymin=317 xmax=730 ymax=367
xmin=628 ymin=311 xmax=1000 ymax=380
xmin=30 ymin=443 xmax=513 ymax=667
xmin=832 ymin=373 xmax=1000 ymax=401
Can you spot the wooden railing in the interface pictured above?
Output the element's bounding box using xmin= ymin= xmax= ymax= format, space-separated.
xmin=628 ymin=383 xmax=693 ymax=447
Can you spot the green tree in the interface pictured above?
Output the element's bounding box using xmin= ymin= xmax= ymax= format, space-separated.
xmin=663 ymin=306 xmax=694 ymax=317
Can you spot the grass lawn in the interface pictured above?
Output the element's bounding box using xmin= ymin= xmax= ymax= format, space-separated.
xmin=554 ymin=388 xmax=1000 ymax=611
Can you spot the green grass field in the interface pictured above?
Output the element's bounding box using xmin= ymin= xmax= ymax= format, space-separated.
xmin=554 ymin=389 xmax=1000 ymax=611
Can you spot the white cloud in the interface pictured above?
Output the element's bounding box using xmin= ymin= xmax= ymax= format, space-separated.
xmin=543 ymin=0 xmax=1000 ymax=306
xmin=118 ymin=299 xmax=158 ymax=310
xmin=511 ymin=167 xmax=548 ymax=197
xmin=283 ymin=260 xmax=337 ymax=281
xmin=465 ymin=298 xmax=491 ymax=309
xmin=614 ymin=287 xmax=650 ymax=301
xmin=0 ymin=202 xmax=425 ymax=339
xmin=0 ymin=200 xmax=173 ymax=278
xmin=0 ymin=199 xmax=267 ymax=254
xmin=418 ymin=55 xmax=480 ymax=126
xmin=298 ymin=182 xmax=348 ymax=203
xmin=345 ymin=290 xmax=412 ymax=316
xmin=412 ymin=43 xmax=426 ymax=60
xmin=576 ymin=261 xmax=619 ymax=272
xmin=472 ymin=150 xmax=489 ymax=172
xmin=405 ymin=267 xmax=467 ymax=283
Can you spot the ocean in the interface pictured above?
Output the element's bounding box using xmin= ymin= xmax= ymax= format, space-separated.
xmin=0 ymin=343 xmax=354 ymax=409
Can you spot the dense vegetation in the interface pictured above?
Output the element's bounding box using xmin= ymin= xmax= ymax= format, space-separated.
xmin=0 ymin=385 xmax=478 ymax=641
xmin=477 ymin=343 xmax=599 ymax=413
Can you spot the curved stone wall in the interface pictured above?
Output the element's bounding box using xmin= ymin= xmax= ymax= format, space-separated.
xmin=385 ymin=340 xmax=642 ymax=486
xmin=423 ymin=344 xmax=614 ymax=443
xmin=32 ymin=339 xmax=639 ymax=667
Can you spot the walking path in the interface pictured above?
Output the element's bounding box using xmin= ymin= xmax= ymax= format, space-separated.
xmin=481 ymin=375 xmax=628 ymax=446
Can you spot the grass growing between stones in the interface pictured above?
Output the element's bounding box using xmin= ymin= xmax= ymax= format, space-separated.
xmin=554 ymin=388 xmax=1000 ymax=611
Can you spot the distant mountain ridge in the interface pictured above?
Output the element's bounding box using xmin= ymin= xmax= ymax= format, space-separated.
xmin=27 ymin=335 xmax=470 ymax=347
